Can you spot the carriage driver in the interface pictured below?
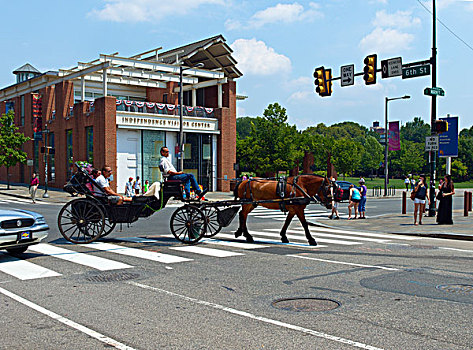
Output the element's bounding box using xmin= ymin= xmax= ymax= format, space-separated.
xmin=94 ymin=166 xmax=133 ymax=205
xmin=159 ymin=147 xmax=207 ymax=199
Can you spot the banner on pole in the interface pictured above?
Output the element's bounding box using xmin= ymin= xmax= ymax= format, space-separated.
xmin=438 ymin=116 xmax=458 ymax=157
xmin=388 ymin=121 xmax=400 ymax=151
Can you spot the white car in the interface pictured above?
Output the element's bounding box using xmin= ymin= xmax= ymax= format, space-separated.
xmin=0 ymin=209 xmax=49 ymax=254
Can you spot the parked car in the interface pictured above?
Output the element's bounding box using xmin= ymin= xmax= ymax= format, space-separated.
xmin=335 ymin=181 xmax=357 ymax=202
xmin=0 ymin=209 xmax=49 ymax=254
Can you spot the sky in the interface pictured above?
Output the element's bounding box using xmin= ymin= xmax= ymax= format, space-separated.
xmin=1 ymin=0 xmax=472 ymax=131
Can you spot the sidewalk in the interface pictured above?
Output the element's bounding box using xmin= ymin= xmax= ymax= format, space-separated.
xmin=1 ymin=183 xmax=472 ymax=241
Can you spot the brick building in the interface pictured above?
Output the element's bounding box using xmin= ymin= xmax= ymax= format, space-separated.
xmin=0 ymin=35 xmax=242 ymax=192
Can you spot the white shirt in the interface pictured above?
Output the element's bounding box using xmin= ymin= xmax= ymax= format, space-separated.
xmin=159 ymin=156 xmax=177 ymax=175
xmin=94 ymin=175 xmax=109 ymax=196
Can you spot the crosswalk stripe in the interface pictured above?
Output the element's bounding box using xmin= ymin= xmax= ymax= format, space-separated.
xmin=83 ymin=242 xmax=193 ymax=264
xmin=215 ymin=233 xmax=327 ymax=248
xmin=264 ymin=229 xmax=388 ymax=243
xmin=29 ymin=243 xmax=132 ymax=271
xmin=248 ymin=230 xmax=361 ymax=245
xmin=200 ymin=238 xmax=268 ymax=249
xmin=170 ymin=246 xmax=244 ymax=257
xmin=280 ymin=227 xmax=418 ymax=240
xmin=0 ymin=253 xmax=61 ymax=280
xmin=115 ymin=237 xmax=161 ymax=244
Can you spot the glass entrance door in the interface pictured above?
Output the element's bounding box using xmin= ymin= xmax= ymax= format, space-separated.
xmin=183 ymin=133 xmax=212 ymax=191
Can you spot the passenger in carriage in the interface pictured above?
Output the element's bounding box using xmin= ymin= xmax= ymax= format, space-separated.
xmin=94 ymin=166 xmax=132 ymax=205
xmin=159 ymin=147 xmax=207 ymax=199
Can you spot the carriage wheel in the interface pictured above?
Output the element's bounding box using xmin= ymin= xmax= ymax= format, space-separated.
xmin=201 ymin=206 xmax=222 ymax=238
xmin=57 ymin=199 xmax=105 ymax=244
xmin=170 ymin=205 xmax=207 ymax=244
xmin=100 ymin=218 xmax=117 ymax=237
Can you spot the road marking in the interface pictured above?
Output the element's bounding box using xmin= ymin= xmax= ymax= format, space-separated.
xmin=0 ymin=286 xmax=136 ymax=350
xmin=0 ymin=253 xmax=61 ymax=280
xmin=170 ymin=246 xmax=244 ymax=257
xmin=128 ymin=281 xmax=384 ymax=350
xmin=287 ymin=254 xmax=399 ymax=271
xmin=265 ymin=229 xmax=388 ymax=243
xmin=115 ymin=237 xmax=162 ymax=243
xmin=83 ymin=242 xmax=193 ymax=264
xmin=200 ymin=238 xmax=268 ymax=249
xmin=214 ymin=233 xmax=327 ymax=248
xmin=439 ymin=247 xmax=473 ymax=253
xmin=248 ymin=230 xmax=361 ymax=245
xmin=29 ymin=243 xmax=132 ymax=271
xmin=277 ymin=227 xmax=418 ymax=240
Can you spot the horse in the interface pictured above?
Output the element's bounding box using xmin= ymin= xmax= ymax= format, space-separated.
xmin=234 ymin=174 xmax=332 ymax=246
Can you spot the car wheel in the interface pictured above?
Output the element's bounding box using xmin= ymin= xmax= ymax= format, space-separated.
xmin=6 ymin=246 xmax=28 ymax=255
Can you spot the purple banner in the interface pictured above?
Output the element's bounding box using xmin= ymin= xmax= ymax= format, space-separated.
xmin=388 ymin=121 xmax=400 ymax=151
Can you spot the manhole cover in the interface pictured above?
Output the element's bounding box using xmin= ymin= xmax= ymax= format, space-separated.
xmin=85 ymin=271 xmax=140 ymax=283
xmin=272 ymin=298 xmax=340 ymax=312
xmin=436 ymin=284 xmax=473 ymax=295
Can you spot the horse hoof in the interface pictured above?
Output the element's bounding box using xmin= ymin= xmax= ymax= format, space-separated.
xmin=235 ymin=230 xmax=242 ymax=238
xmin=245 ymin=236 xmax=254 ymax=243
xmin=309 ymin=240 xmax=317 ymax=246
xmin=281 ymin=237 xmax=289 ymax=244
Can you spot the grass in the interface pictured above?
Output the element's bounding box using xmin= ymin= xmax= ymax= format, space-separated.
xmin=343 ymin=176 xmax=473 ymax=189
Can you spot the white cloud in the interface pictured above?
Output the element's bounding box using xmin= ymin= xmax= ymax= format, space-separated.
xmin=89 ymin=0 xmax=223 ymax=22
xmin=224 ymin=19 xmax=241 ymax=31
xmin=422 ymin=0 xmax=457 ymax=10
xmin=373 ymin=10 xmax=421 ymax=28
xmin=360 ymin=27 xmax=415 ymax=54
xmin=248 ymin=2 xmax=322 ymax=28
xmin=231 ymin=38 xmax=292 ymax=76
xmin=288 ymin=90 xmax=313 ymax=101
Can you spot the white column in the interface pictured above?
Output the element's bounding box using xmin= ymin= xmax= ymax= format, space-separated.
xmin=103 ymin=69 xmax=108 ymax=96
xmin=212 ymin=134 xmax=217 ymax=192
xmin=81 ymin=77 xmax=85 ymax=102
xmin=217 ymin=84 xmax=223 ymax=108
xmin=446 ymin=157 xmax=452 ymax=175
xmin=192 ymin=89 xmax=197 ymax=107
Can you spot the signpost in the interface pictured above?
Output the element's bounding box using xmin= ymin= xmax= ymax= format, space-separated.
xmin=402 ymin=64 xmax=430 ymax=79
xmin=381 ymin=57 xmax=402 ymax=78
xmin=340 ymin=64 xmax=354 ymax=86
xmin=424 ymin=87 xmax=445 ymax=96
xmin=425 ymin=135 xmax=439 ymax=151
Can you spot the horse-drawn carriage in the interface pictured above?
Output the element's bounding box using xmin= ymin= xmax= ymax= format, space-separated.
xmin=58 ymin=163 xmax=332 ymax=246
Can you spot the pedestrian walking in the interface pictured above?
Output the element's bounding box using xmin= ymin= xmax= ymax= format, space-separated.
xmin=358 ymin=179 xmax=367 ymax=219
xmin=328 ymin=177 xmax=341 ymax=220
xmin=348 ymin=184 xmax=361 ymax=220
xmin=436 ymin=174 xmax=455 ymax=225
xmin=125 ymin=177 xmax=134 ymax=197
xmin=143 ymin=180 xmax=149 ymax=193
xmin=404 ymin=176 xmax=410 ymax=191
xmin=413 ymin=175 xmax=429 ymax=226
xmin=29 ymin=173 xmax=39 ymax=203
xmin=410 ymin=177 xmax=416 ymax=191
xmin=133 ymin=176 xmax=141 ymax=195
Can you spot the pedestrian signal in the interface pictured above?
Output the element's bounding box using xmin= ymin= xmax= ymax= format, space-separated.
xmin=363 ymin=54 xmax=377 ymax=85
xmin=435 ymin=120 xmax=448 ymax=133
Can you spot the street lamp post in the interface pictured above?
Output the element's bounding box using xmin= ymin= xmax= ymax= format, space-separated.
xmin=384 ymin=95 xmax=410 ymax=197
xmin=178 ymin=62 xmax=204 ymax=171
xmin=42 ymin=124 xmax=49 ymax=198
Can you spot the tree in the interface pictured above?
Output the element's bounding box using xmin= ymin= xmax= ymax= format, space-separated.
xmin=0 ymin=111 xmax=30 ymax=189
xmin=331 ymin=138 xmax=363 ymax=179
xmin=442 ymin=159 xmax=468 ymax=182
xmin=400 ymin=117 xmax=430 ymax=143
xmin=360 ymin=136 xmax=383 ymax=176
xmin=458 ymin=132 xmax=473 ymax=180
xmin=236 ymin=116 xmax=254 ymax=140
xmin=389 ymin=140 xmax=426 ymax=177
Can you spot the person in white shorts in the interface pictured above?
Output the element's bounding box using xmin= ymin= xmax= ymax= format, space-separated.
xmin=413 ymin=175 xmax=430 ymax=226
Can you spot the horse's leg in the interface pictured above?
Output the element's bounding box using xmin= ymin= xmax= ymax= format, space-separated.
xmin=295 ymin=206 xmax=317 ymax=246
xmin=235 ymin=204 xmax=254 ymax=243
xmin=279 ymin=211 xmax=295 ymax=243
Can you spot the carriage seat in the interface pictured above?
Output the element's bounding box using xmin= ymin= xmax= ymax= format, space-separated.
xmin=159 ymin=164 xmax=184 ymax=197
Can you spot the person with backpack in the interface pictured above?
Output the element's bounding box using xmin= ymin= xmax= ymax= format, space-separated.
xmin=348 ymin=184 xmax=361 ymax=220
xmin=328 ymin=177 xmax=341 ymax=220
xmin=358 ymin=179 xmax=367 ymax=219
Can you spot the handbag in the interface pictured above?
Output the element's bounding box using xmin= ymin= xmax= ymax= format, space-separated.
xmin=410 ymin=190 xmax=416 ymax=201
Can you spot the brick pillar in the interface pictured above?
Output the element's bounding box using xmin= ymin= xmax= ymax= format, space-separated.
xmin=215 ymin=107 xmax=236 ymax=191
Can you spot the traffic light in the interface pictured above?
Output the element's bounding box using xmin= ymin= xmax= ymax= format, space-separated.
xmin=325 ymin=68 xmax=332 ymax=97
xmin=435 ymin=120 xmax=448 ymax=133
xmin=314 ymin=66 xmax=327 ymax=96
xmin=363 ymin=54 xmax=377 ymax=85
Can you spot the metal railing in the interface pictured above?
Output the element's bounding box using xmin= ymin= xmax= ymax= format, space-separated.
xmin=372 ymin=186 xmax=382 ymax=197
xmin=388 ymin=185 xmax=396 ymax=196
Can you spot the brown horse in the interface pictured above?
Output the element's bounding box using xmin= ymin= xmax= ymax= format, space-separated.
xmin=234 ymin=175 xmax=332 ymax=246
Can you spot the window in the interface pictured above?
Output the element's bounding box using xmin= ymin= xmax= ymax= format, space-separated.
xmin=66 ymin=130 xmax=73 ymax=179
xmin=86 ymin=127 xmax=93 ymax=165
xmin=20 ymin=96 xmax=25 ymax=126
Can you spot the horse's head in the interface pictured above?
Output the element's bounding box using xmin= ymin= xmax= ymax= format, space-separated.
xmin=298 ymin=175 xmax=332 ymax=209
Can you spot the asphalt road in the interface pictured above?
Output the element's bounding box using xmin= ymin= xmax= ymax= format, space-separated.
xmin=1 ymin=196 xmax=472 ymax=349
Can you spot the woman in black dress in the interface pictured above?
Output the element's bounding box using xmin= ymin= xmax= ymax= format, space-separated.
xmin=437 ymin=174 xmax=455 ymax=225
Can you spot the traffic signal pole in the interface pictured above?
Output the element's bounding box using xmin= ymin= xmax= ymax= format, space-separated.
xmin=428 ymin=0 xmax=437 ymax=217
